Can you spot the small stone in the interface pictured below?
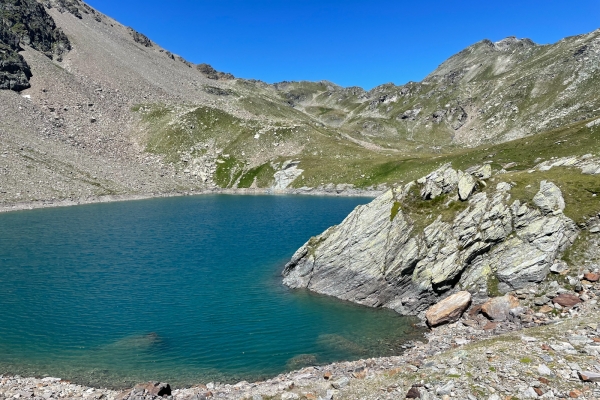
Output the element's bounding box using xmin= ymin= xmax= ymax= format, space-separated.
xmin=323 ymin=371 xmax=332 ymax=380
xmin=534 ymin=387 xmax=544 ymax=396
xmin=331 ymin=377 xmax=349 ymax=389
xmin=483 ymin=322 xmax=498 ymax=330
xmin=539 ymin=377 xmax=550 ymax=385
xmin=584 ymin=272 xmax=600 ymax=282
xmin=405 ymin=386 xmax=421 ymax=398
xmin=552 ymin=293 xmax=582 ymax=307
xmin=538 ymin=364 xmax=553 ymax=376
xmin=539 ymin=305 xmax=553 ymax=313
xmin=569 ymin=389 xmax=583 ymax=398
xmin=534 ymin=296 xmax=550 ymax=306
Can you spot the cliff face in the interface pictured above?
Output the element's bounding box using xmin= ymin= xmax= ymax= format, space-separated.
xmin=0 ymin=0 xmax=70 ymax=90
xmin=282 ymin=163 xmax=581 ymax=316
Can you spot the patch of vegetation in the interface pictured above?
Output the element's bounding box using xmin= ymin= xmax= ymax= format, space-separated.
xmin=486 ymin=274 xmax=503 ymax=297
xmin=390 ymin=201 xmax=401 ymax=221
xmin=519 ymin=357 xmax=533 ymax=364
xmin=399 ymin=184 xmax=470 ymax=234
xmin=562 ymin=230 xmax=598 ymax=268
xmin=237 ymin=163 xmax=275 ymax=188
xmin=214 ymin=156 xmax=243 ymax=187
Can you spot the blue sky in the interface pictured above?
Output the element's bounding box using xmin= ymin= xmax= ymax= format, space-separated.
xmin=86 ymin=0 xmax=600 ymax=89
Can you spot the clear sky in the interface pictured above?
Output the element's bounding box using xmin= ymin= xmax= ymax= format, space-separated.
xmin=85 ymin=0 xmax=600 ymax=90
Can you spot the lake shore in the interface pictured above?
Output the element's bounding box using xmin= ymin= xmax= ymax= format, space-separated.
xmin=0 ymin=187 xmax=382 ymax=214
xmin=1 ymin=283 xmax=598 ymax=399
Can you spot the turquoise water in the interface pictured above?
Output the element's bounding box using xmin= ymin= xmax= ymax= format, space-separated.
xmin=0 ymin=195 xmax=423 ymax=388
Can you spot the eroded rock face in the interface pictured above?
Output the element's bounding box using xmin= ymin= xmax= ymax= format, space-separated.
xmin=272 ymin=161 xmax=303 ymax=190
xmin=0 ymin=0 xmax=72 ymax=91
xmin=282 ymin=165 xmax=579 ymax=316
xmin=425 ymin=291 xmax=471 ymax=327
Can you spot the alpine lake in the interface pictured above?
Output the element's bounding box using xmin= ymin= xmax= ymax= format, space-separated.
xmin=0 ymin=195 xmax=424 ymax=389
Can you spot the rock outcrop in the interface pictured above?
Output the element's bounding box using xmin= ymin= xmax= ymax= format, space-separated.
xmin=196 ymin=63 xmax=234 ymax=80
xmin=272 ymin=160 xmax=303 ymax=190
xmin=0 ymin=0 xmax=71 ymax=91
xmin=282 ymin=164 xmax=579 ymax=316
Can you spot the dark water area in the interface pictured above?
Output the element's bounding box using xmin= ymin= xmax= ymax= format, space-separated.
xmin=0 ymin=195 xmax=424 ymax=388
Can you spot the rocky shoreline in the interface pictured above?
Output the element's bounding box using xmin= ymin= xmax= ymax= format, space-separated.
xmin=0 ymin=186 xmax=382 ymax=213
xmin=2 ymin=269 xmax=600 ymax=399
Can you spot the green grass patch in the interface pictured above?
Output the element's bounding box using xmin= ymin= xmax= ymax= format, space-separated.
xmin=390 ymin=201 xmax=401 ymax=221
xmin=214 ymin=156 xmax=243 ymax=187
xmin=237 ymin=163 xmax=276 ymax=188
xmin=398 ymin=184 xmax=470 ymax=233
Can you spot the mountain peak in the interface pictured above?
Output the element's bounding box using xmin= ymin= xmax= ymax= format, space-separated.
xmin=492 ymin=36 xmax=537 ymax=51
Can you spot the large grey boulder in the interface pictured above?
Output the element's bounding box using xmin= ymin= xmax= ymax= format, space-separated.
xmin=457 ymin=170 xmax=476 ymax=200
xmin=283 ymin=168 xmax=579 ymax=316
xmin=533 ymin=180 xmax=565 ymax=214
xmin=418 ymin=163 xmax=459 ymax=199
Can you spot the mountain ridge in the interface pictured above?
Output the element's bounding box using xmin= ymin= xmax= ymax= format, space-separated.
xmin=0 ymin=0 xmax=599 ymax=206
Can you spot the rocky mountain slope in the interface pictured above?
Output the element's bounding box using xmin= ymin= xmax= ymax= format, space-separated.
xmin=0 ymin=0 xmax=599 ymax=206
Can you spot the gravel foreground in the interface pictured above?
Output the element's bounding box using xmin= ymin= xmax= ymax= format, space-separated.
xmin=2 ymin=276 xmax=600 ymax=400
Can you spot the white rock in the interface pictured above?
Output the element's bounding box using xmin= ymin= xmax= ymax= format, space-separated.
xmin=538 ymin=364 xmax=553 ymax=376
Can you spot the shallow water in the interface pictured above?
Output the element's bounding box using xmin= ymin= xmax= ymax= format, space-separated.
xmin=0 ymin=195 xmax=423 ymax=388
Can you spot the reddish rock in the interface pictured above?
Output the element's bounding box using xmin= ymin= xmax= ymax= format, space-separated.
xmin=481 ymin=294 xmax=520 ymax=321
xmin=584 ymin=272 xmax=600 ymax=282
xmin=534 ymin=387 xmax=545 ymax=396
xmin=483 ymin=322 xmax=498 ymax=331
xmin=539 ymin=377 xmax=550 ymax=385
xmin=539 ymin=305 xmax=554 ymax=313
xmin=541 ymin=344 xmax=551 ymax=351
xmin=570 ymin=389 xmax=583 ymax=398
xmin=323 ymin=371 xmax=332 ymax=380
xmin=467 ymin=304 xmax=482 ymax=317
xmin=552 ymin=293 xmax=582 ymax=307
xmin=425 ymin=291 xmax=471 ymax=327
